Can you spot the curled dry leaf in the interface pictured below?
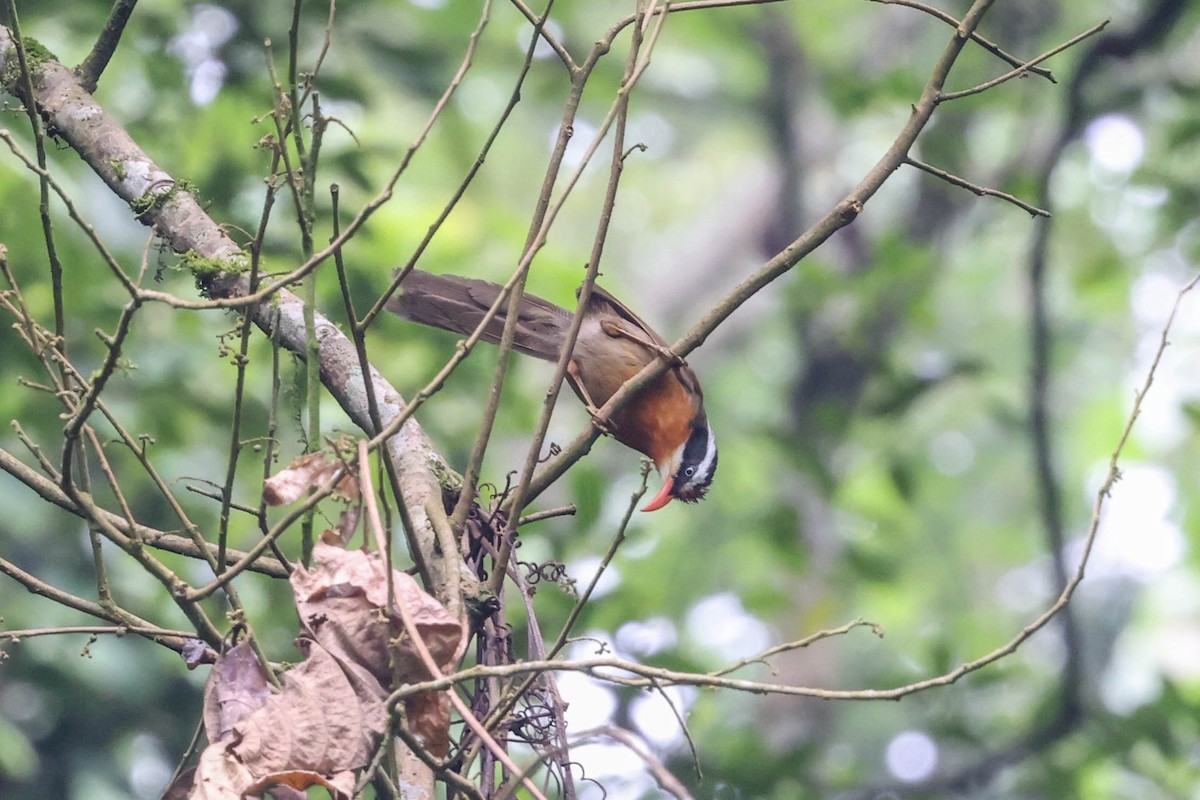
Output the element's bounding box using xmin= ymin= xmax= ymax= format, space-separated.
xmin=202 ymin=641 xmax=272 ymax=743
xmin=263 ymin=451 xmax=359 ymax=506
xmin=404 ymin=688 xmax=452 ymax=760
xmin=185 ymin=541 xmax=464 ymax=797
xmin=331 ymin=504 xmax=362 ymax=546
xmin=190 ymin=746 xmax=254 ymax=800
xmin=233 ymin=640 xmax=385 ymax=774
xmin=291 ymin=542 xmax=461 ymax=681
xmin=189 ymin=636 xmax=383 ymax=797
xmin=290 ymin=542 xmax=463 ymax=757
xmin=243 ymin=769 xmax=355 ymax=800
xmin=181 ymin=638 xmax=218 ymax=670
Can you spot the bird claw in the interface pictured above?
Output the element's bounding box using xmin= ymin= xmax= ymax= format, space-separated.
xmin=653 ymin=344 xmax=686 ymax=369
xmin=586 ymin=407 xmax=615 ymax=435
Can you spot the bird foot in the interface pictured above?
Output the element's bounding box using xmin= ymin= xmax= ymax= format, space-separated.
xmin=651 ymin=343 xmax=686 ymax=369
xmin=585 ymin=406 xmax=616 ymax=436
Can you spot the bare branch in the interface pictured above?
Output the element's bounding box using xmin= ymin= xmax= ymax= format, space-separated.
xmin=868 ymin=0 xmax=1056 ymax=82
xmin=0 ymin=446 xmax=287 ymax=578
xmin=904 ymin=156 xmax=1050 ymax=217
xmin=0 ymin=557 xmax=188 ymax=651
xmin=939 ymin=20 xmax=1110 ymax=102
xmin=76 ymin=0 xmax=139 ymax=92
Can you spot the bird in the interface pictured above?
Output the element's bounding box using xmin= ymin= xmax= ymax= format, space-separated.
xmin=386 ymin=269 xmax=717 ymax=511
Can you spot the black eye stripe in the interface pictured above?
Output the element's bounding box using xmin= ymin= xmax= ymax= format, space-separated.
xmin=681 ymin=425 xmax=709 ymax=464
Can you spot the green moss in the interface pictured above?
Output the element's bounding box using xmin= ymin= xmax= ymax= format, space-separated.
xmin=130 ymin=180 xmax=197 ymax=217
xmin=130 ymin=189 xmax=167 ymax=216
xmin=19 ymin=37 xmax=55 ymax=65
xmin=179 ymin=250 xmax=250 ymax=278
xmin=129 ymin=179 xmax=204 ymax=217
xmin=428 ymin=453 xmax=464 ymax=500
xmin=2 ymin=35 xmax=57 ymax=87
xmin=109 ymin=159 xmax=127 ymax=181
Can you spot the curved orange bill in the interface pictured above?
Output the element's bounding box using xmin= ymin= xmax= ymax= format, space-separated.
xmin=641 ymin=477 xmax=675 ymax=512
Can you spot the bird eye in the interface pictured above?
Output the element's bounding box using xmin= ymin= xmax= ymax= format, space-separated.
xmin=684 ymin=466 xmax=695 ymax=477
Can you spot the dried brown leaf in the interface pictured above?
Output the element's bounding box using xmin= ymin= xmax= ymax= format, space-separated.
xmin=189 ymin=642 xmax=382 ymax=799
xmin=190 ymin=746 xmax=253 ymax=800
xmin=405 ymin=689 xmax=452 ymax=759
xmin=334 ymin=504 xmax=361 ymax=545
xmin=188 ymin=541 xmax=464 ymax=798
xmin=243 ymin=769 xmax=355 ymax=800
xmin=233 ymin=640 xmax=385 ymax=774
xmin=202 ymin=641 xmax=272 ymax=744
xmin=182 ymin=638 xmax=218 ymax=670
xmin=291 ymin=542 xmax=461 ymax=681
xmin=263 ymin=451 xmax=358 ymax=506
xmin=290 ymin=542 xmax=462 ymax=760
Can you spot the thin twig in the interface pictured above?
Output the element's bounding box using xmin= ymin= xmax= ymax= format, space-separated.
xmin=60 ymin=297 xmax=143 ymax=484
xmin=517 ymin=505 xmax=576 ymax=525
xmin=868 ymin=0 xmax=1056 ymax=82
xmin=939 ymin=20 xmax=1110 ymax=102
xmin=445 ymin=0 xmax=557 ymax=533
xmin=0 ymin=556 xmax=186 ymax=651
xmin=904 ymin=155 xmax=1050 ymax=216
xmin=549 ymin=470 xmax=646 ymax=658
xmin=2 ymin=3 xmax=66 ymax=345
xmin=507 ymin=0 xmax=575 ymax=72
xmin=648 ymin=678 xmax=702 ymax=780
xmin=571 ymin=726 xmax=694 ymax=800
xmin=488 ymin=0 xmax=667 ymax=584
xmin=217 ymin=151 xmax=280 ymax=571
xmin=710 ymin=618 xmax=884 ymax=678
xmin=0 ymin=624 xmax=195 ymax=641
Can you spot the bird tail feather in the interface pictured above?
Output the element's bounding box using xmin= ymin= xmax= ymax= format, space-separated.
xmin=385 ymin=270 xmax=571 ymax=363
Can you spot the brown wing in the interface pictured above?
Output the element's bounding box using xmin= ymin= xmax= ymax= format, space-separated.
xmin=584 ymin=283 xmax=704 ymax=407
xmin=585 ymin=285 xmax=671 ymax=348
xmin=387 ymin=270 xmax=571 ymax=362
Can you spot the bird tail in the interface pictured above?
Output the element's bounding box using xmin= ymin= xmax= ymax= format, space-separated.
xmin=385 ymin=270 xmax=572 ymax=363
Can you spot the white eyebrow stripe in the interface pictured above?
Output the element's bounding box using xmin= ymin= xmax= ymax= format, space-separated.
xmin=693 ymin=425 xmax=717 ymax=480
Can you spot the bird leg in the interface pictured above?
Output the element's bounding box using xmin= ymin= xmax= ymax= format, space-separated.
xmin=567 ymin=359 xmax=615 ymax=435
xmin=600 ymin=320 xmax=686 ymax=368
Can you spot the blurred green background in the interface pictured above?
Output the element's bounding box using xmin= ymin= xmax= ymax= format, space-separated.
xmin=2 ymin=0 xmax=1200 ymax=798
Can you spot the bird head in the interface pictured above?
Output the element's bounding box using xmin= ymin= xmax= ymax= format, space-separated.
xmin=641 ymin=422 xmax=718 ymax=512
